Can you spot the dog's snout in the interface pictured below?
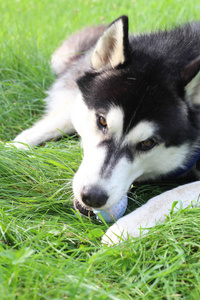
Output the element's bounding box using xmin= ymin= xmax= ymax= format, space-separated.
xmin=81 ymin=185 xmax=108 ymax=208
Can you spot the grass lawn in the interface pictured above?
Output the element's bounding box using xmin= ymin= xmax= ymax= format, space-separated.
xmin=1 ymin=0 xmax=200 ymax=299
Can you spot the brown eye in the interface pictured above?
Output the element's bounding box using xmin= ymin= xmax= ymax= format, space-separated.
xmin=98 ymin=116 xmax=107 ymax=128
xmin=137 ymin=139 xmax=156 ymax=151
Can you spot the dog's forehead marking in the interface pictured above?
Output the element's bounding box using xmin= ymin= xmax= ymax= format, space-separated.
xmin=125 ymin=121 xmax=157 ymax=145
xmin=107 ymin=106 xmax=124 ymax=140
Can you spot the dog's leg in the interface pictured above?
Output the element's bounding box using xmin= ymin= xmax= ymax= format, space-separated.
xmin=12 ymin=114 xmax=74 ymax=149
xmin=102 ymin=181 xmax=200 ymax=246
xmin=12 ymin=91 xmax=76 ymax=149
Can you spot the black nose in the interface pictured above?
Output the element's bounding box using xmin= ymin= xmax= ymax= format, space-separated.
xmin=81 ymin=185 xmax=108 ymax=208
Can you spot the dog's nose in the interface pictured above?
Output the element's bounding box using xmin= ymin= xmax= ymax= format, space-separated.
xmin=81 ymin=185 xmax=108 ymax=208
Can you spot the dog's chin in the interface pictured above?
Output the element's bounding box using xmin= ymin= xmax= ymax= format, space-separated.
xmin=74 ymin=199 xmax=95 ymax=217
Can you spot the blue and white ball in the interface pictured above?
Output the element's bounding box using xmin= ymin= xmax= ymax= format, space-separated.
xmin=93 ymin=194 xmax=128 ymax=223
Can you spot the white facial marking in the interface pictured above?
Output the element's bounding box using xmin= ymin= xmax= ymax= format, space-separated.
xmin=124 ymin=121 xmax=156 ymax=145
xmin=107 ymin=106 xmax=124 ymax=141
xmin=71 ymin=94 xmax=99 ymax=142
xmin=136 ymin=143 xmax=190 ymax=181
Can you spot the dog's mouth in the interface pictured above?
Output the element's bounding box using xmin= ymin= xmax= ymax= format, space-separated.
xmin=74 ymin=199 xmax=95 ymax=217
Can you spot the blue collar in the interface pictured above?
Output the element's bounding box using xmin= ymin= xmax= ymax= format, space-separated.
xmin=167 ymin=149 xmax=200 ymax=179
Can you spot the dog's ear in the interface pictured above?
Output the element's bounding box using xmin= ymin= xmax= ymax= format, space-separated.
xmin=181 ymin=56 xmax=200 ymax=106
xmin=91 ymin=16 xmax=130 ymax=70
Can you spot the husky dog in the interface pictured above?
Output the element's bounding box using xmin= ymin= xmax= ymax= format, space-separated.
xmin=13 ymin=16 xmax=200 ymax=245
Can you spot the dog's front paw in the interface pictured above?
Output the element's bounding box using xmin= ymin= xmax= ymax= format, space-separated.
xmin=101 ymin=207 xmax=152 ymax=246
xmin=101 ymin=213 xmax=147 ymax=246
xmin=101 ymin=221 xmax=129 ymax=246
xmin=5 ymin=141 xmax=30 ymax=150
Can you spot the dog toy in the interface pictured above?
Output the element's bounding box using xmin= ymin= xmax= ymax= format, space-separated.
xmin=93 ymin=194 xmax=128 ymax=223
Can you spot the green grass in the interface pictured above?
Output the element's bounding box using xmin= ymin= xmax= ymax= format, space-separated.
xmin=1 ymin=0 xmax=200 ymax=299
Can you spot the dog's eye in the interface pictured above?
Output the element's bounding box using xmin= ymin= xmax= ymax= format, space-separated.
xmin=98 ymin=116 xmax=107 ymax=129
xmin=137 ymin=139 xmax=156 ymax=151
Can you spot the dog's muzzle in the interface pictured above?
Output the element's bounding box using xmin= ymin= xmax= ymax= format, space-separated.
xmin=81 ymin=185 xmax=108 ymax=208
xmin=74 ymin=199 xmax=95 ymax=217
xmin=74 ymin=185 xmax=108 ymax=216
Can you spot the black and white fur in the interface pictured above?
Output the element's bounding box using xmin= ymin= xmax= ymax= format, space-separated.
xmin=12 ymin=16 xmax=200 ymax=245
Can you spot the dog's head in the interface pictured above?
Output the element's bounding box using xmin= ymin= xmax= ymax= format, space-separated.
xmin=72 ymin=16 xmax=200 ymax=214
